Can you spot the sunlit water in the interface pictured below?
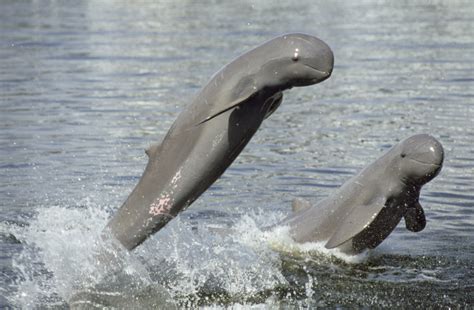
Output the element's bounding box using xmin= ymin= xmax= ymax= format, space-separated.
xmin=1 ymin=0 xmax=473 ymax=308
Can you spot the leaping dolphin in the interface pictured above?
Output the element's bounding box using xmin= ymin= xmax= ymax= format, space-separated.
xmin=105 ymin=33 xmax=334 ymax=250
xmin=274 ymin=134 xmax=444 ymax=255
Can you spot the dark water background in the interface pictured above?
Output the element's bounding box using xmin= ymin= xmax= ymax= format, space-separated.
xmin=1 ymin=0 xmax=472 ymax=308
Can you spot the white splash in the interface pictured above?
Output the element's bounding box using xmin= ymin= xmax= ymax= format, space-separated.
xmin=5 ymin=202 xmax=369 ymax=308
xmin=139 ymin=213 xmax=288 ymax=300
xmin=264 ymin=225 xmax=370 ymax=265
xmin=6 ymin=203 xmax=153 ymax=308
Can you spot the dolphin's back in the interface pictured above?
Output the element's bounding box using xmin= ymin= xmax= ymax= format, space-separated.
xmin=168 ymin=36 xmax=293 ymax=136
xmin=279 ymin=156 xmax=389 ymax=243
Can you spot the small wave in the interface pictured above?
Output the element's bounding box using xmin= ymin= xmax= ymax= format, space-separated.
xmin=366 ymin=264 xmax=453 ymax=284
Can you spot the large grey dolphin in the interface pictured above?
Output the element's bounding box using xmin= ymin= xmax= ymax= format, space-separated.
xmin=274 ymin=134 xmax=444 ymax=255
xmin=106 ymin=33 xmax=334 ymax=250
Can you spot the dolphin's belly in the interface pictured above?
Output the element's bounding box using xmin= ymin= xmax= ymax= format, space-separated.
xmin=106 ymin=97 xmax=267 ymax=250
xmin=166 ymin=100 xmax=267 ymax=213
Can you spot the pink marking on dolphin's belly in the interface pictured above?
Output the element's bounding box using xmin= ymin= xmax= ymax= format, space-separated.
xmin=171 ymin=169 xmax=182 ymax=189
xmin=148 ymin=169 xmax=183 ymax=216
xmin=149 ymin=196 xmax=172 ymax=216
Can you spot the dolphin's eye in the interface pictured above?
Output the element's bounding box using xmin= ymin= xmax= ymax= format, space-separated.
xmin=401 ymin=153 xmax=406 ymax=158
xmin=292 ymin=48 xmax=299 ymax=61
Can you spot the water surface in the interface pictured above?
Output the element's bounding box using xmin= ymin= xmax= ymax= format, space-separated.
xmin=1 ymin=0 xmax=473 ymax=308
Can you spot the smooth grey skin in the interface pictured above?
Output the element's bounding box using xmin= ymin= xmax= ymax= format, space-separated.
xmin=106 ymin=33 xmax=334 ymax=250
xmin=276 ymin=134 xmax=444 ymax=255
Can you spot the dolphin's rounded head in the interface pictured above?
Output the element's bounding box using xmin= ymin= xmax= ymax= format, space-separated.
xmin=256 ymin=33 xmax=334 ymax=89
xmin=395 ymin=134 xmax=444 ymax=186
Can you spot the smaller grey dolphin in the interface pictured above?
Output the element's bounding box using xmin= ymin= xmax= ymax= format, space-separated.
xmin=275 ymin=134 xmax=444 ymax=254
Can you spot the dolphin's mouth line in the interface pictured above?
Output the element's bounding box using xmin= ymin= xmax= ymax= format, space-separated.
xmin=304 ymin=64 xmax=331 ymax=77
xmin=407 ymin=157 xmax=441 ymax=167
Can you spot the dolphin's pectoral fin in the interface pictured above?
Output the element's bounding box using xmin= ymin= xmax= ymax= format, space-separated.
xmin=292 ymin=198 xmax=312 ymax=212
xmin=197 ymin=76 xmax=258 ymax=125
xmin=197 ymin=96 xmax=252 ymax=125
xmin=145 ymin=143 xmax=162 ymax=158
xmin=325 ymin=197 xmax=386 ymax=249
xmin=404 ymin=201 xmax=426 ymax=232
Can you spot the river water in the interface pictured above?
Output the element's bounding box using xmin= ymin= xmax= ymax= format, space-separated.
xmin=1 ymin=0 xmax=473 ymax=308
